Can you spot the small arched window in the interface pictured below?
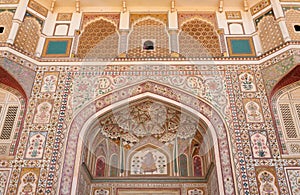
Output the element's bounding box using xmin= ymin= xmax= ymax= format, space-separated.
xmin=0 ymin=88 xmax=20 ymax=142
xmin=179 ymin=154 xmax=188 ymax=176
xmin=193 ymin=155 xmax=202 ymax=176
xmin=95 ymin=156 xmax=106 ymax=177
xmin=0 ymin=27 xmax=4 ymax=34
xmin=142 ymin=40 xmax=155 ymax=51
xmin=294 ymin=25 xmax=300 ymax=32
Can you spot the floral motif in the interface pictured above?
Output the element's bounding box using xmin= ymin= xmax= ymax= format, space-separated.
xmin=239 ymin=72 xmax=256 ymax=92
xmin=41 ymin=74 xmax=58 ymax=93
xmin=251 ymin=132 xmax=271 ymax=158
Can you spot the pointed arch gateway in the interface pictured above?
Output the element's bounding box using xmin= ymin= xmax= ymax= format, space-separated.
xmin=59 ymin=81 xmax=235 ymax=195
xmin=0 ymin=66 xmax=27 ymax=156
xmin=271 ymin=65 xmax=300 ymax=156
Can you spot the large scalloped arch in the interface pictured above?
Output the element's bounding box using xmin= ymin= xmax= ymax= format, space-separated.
xmin=58 ymin=80 xmax=236 ymax=195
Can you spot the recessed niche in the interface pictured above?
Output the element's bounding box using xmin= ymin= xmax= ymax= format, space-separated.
xmin=228 ymin=23 xmax=244 ymax=35
xmin=294 ymin=25 xmax=300 ymax=32
xmin=142 ymin=39 xmax=155 ymax=51
xmin=54 ymin=24 xmax=69 ymax=36
xmin=0 ymin=27 xmax=4 ymax=34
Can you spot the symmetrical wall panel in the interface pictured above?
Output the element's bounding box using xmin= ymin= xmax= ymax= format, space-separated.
xmin=257 ymin=15 xmax=284 ymax=53
xmin=285 ymin=9 xmax=300 ymax=41
xmin=179 ymin=19 xmax=221 ymax=57
xmin=0 ymin=11 xmax=13 ymax=43
xmin=127 ymin=18 xmax=170 ymax=58
xmin=77 ymin=19 xmax=119 ymax=59
xmin=14 ymin=16 xmax=41 ymax=55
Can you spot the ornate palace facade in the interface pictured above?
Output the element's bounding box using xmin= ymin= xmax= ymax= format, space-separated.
xmin=0 ymin=0 xmax=300 ymax=194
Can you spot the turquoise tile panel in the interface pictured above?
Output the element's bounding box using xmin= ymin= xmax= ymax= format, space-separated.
xmin=230 ymin=39 xmax=252 ymax=54
xmin=46 ymin=41 xmax=68 ymax=55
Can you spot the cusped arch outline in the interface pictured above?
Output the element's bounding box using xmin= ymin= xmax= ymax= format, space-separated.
xmin=81 ymin=17 xmax=119 ymax=34
xmin=58 ymin=81 xmax=236 ymax=195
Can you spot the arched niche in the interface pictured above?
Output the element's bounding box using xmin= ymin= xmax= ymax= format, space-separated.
xmin=83 ymin=98 xmax=214 ymax=179
xmin=271 ymin=65 xmax=300 ymax=156
xmin=59 ymin=81 xmax=234 ymax=195
xmin=0 ymin=67 xmax=27 ymax=157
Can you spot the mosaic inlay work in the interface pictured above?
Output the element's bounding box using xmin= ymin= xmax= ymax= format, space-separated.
xmin=0 ymin=169 xmax=10 ymax=195
xmin=81 ymin=13 xmax=120 ymax=29
xmin=57 ymin=13 xmax=72 ymax=21
xmin=285 ymin=168 xmax=300 ymax=194
xmin=251 ymin=0 xmax=271 ymax=15
xmin=130 ymin=13 xmax=168 ymax=26
xmin=178 ymin=12 xmax=218 ymax=29
xmin=225 ymin=11 xmax=242 ymax=19
xmin=0 ymin=45 xmax=298 ymax=194
xmin=28 ymin=0 xmax=48 ymax=17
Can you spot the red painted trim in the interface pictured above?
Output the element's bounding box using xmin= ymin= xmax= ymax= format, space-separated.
xmin=270 ymin=65 xmax=300 ymax=99
xmin=269 ymin=64 xmax=300 ymax=155
xmin=0 ymin=66 xmax=27 ymax=100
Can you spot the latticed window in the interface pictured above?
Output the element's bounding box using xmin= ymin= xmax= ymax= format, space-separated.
xmin=277 ymin=86 xmax=300 ymax=140
xmin=0 ymin=88 xmax=20 ymax=142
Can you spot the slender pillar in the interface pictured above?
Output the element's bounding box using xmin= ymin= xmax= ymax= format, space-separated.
xmin=35 ymin=34 xmax=46 ymax=57
xmin=119 ymin=30 xmax=129 ymax=56
xmin=252 ymin=33 xmax=263 ymax=56
xmin=119 ymin=11 xmax=130 ymax=57
xmin=7 ymin=21 xmax=21 ymax=44
xmin=169 ymin=30 xmax=178 ymax=53
xmin=271 ymin=0 xmax=291 ymax=41
xmin=7 ymin=0 xmax=29 ymax=44
xmin=168 ymin=11 xmax=179 ymax=56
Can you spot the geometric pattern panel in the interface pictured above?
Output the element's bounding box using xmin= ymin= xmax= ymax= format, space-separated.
xmin=0 ymin=11 xmax=14 ymax=42
xmin=250 ymin=0 xmax=271 ymax=15
xmin=14 ymin=16 xmax=41 ymax=55
xmin=127 ymin=18 xmax=170 ymax=58
xmin=285 ymin=168 xmax=300 ymax=195
xmin=279 ymin=103 xmax=298 ymax=139
xmin=258 ymin=15 xmax=284 ymax=53
xmin=285 ymin=9 xmax=300 ymax=41
xmin=0 ymin=169 xmax=10 ymax=195
xmin=179 ymin=19 xmax=221 ymax=58
xmin=117 ymin=189 xmax=180 ymax=195
xmin=77 ymin=19 xmax=119 ymax=59
xmin=28 ymin=0 xmax=48 ymax=17
xmin=0 ymin=105 xmax=18 ymax=139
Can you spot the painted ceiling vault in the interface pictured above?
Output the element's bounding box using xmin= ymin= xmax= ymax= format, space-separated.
xmin=86 ymin=98 xmax=207 ymax=149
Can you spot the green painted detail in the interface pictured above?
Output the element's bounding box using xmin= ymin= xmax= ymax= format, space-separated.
xmin=46 ymin=41 xmax=68 ymax=55
xmin=230 ymin=39 xmax=252 ymax=54
xmin=174 ymin=138 xmax=178 ymax=173
xmin=120 ymin=139 xmax=124 ymax=173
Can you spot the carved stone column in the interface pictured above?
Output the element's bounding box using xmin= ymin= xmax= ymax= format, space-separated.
xmin=7 ymin=0 xmax=29 ymax=44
